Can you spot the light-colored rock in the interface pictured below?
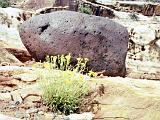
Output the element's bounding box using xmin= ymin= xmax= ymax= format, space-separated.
xmin=0 ymin=93 xmax=12 ymax=101
xmin=0 ymin=46 xmax=21 ymax=63
xmin=65 ymin=112 xmax=94 ymax=120
xmin=23 ymin=95 xmax=41 ymax=107
xmin=19 ymin=84 xmax=42 ymax=99
xmin=0 ymin=114 xmax=21 ymax=120
xmin=44 ymin=113 xmax=56 ymax=120
xmin=38 ymin=111 xmax=44 ymax=115
xmin=90 ymin=77 xmax=160 ymax=120
xmin=113 ymin=12 xmax=160 ymax=78
xmin=0 ymin=7 xmax=24 ymax=48
xmin=21 ymin=0 xmax=53 ymax=10
xmin=13 ymin=73 xmax=38 ymax=82
xmin=0 ymin=7 xmax=33 ymax=63
xmin=11 ymin=90 xmax=23 ymax=104
xmin=26 ymin=108 xmax=39 ymax=114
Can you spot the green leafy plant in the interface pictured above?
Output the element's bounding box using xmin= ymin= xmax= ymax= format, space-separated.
xmin=33 ymin=54 xmax=98 ymax=115
xmin=88 ymin=70 xmax=97 ymax=77
xmin=33 ymin=54 xmax=90 ymax=72
xmin=0 ymin=0 xmax=10 ymax=8
xmin=129 ymin=13 xmax=139 ymax=21
xmin=79 ymin=6 xmax=92 ymax=15
xmin=38 ymin=69 xmax=89 ymax=115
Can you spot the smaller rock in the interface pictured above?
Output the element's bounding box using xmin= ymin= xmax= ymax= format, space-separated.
xmin=11 ymin=90 xmax=23 ymax=104
xmin=0 ymin=92 xmax=12 ymax=101
xmin=156 ymin=40 xmax=160 ymax=48
xmin=64 ymin=112 xmax=94 ymax=120
xmin=13 ymin=73 xmax=38 ymax=82
xmin=26 ymin=108 xmax=39 ymax=114
xmin=44 ymin=113 xmax=56 ymax=120
xmin=38 ymin=111 xmax=44 ymax=115
xmin=23 ymin=95 xmax=41 ymax=107
xmin=20 ymin=84 xmax=42 ymax=99
xmin=0 ymin=114 xmax=21 ymax=120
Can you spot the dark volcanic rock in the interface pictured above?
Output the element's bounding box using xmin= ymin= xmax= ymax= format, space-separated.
xmin=19 ymin=11 xmax=129 ymax=77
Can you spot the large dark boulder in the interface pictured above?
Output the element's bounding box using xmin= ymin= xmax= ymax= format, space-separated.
xmin=19 ymin=11 xmax=129 ymax=77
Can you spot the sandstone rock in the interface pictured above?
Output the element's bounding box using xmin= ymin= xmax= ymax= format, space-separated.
xmin=26 ymin=108 xmax=39 ymax=114
xmin=65 ymin=112 xmax=94 ymax=120
xmin=112 ymin=14 xmax=160 ymax=79
xmin=13 ymin=73 xmax=38 ymax=82
xmin=0 ymin=8 xmax=33 ymax=63
xmin=155 ymin=4 xmax=160 ymax=16
xmin=0 ymin=92 xmax=12 ymax=101
xmin=90 ymin=77 xmax=160 ymax=120
xmin=5 ymin=48 xmax=32 ymax=62
xmin=19 ymin=84 xmax=42 ymax=99
xmin=0 ymin=114 xmax=21 ymax=120
xmin=23 ymin=95 xmax=41 ymax=107
xmin=0 ymin=47 xmax=21 ymax=63
xmin=0 ymin=8 xmax=24 ymax=48
xmin=11 ymin=90 xmax=23 ymax=104
xmin=19 ymin=11 xmax=129 ymax=76
xmin=21 ymin=0 xmax=53 ymax=10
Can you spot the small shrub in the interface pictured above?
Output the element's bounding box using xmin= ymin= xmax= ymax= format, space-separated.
xmin=129 ymin=13 xmax=139 ymax=21
xmin=33 ymin=54 xmax=89 ymax=73
xmin=0 ymin=0 xmax=10 ymax=8
xmin=38 ymin=69 xmax=89 ymax=115
xmin=33 ymin=54 xmax=97 ymax=115
xmin=79 ymin=6 xmax=92 ymax=15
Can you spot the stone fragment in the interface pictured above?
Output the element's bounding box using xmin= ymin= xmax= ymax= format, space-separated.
xmin=13 ymin=73 xmax=38 ymax=82
xmin=0 ymin=92 xmax=12 ymax=101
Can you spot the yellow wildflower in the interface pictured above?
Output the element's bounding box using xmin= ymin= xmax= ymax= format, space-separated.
xmin=64 ymin=79 xmax=72 ymax=85
xmin=43 ymin=62 xmax=51 ymax=69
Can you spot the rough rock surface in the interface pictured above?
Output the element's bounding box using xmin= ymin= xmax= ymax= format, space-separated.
xmin=0 ymin=66 xmax=160 ymax=120
xmin=20 ymin=0 xmax=53 ymax=10
xmin=0 ymin=114 xmax=21 ymax=120
xmin=90 ymin=77 xmax=160 ymax=120
xmin=19 ymin=11 xmax=129 ymax=76
xmin=0 ymin=8 xmax=33 ymax=63
xmin=112 ymin=11 xmax=160 ymax=79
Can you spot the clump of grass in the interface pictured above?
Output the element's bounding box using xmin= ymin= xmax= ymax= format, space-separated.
xmin=33 ymin=54 xmax=97 ymax=115
xmin=79 ymin=6 xmax=92 ymax=15
xmin=38 ymin=69 xmax=89 ymax=115
xmin=32 ymin=54 xmax=97 ymax=77
xmin=129 ymin=13 xmax=139 ymax=21
xmin=0 ymin=0 xmax=10 ymax=8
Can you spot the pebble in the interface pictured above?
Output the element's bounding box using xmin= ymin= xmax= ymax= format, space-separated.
xmin=26 ymin=108 xmax=39 ymax=114
xmin=0 ymin=92 xmax=12 ymax=101
xmin=64 ymin=112 xmax=94 ymax=120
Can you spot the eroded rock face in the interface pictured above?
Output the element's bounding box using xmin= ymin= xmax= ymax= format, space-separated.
xmin=0 ymin=8 xmax=33 ymax=63
xmin=19 ymin=11 xmax=129 ymax=76
xmin=20 ymin=0 xmax=53 ymax=10
xmin=91 ymin=77 xmax=160 ymax=120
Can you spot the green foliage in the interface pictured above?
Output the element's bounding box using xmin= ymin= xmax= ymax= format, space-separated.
xmin=38 ymin=69 xmax=89 ymax=115
xmin=88 ymin=70 xmax=97 ymax=77
xmin=129 ymin=13 xmax=139 ymax=21
xmin=33 ymin=54 xmax=89 ymax=73
xmin=0 ymin=0 xmax=10 ymax=8
xmin=32 ymin=54 xmax=97 ymax=115
xmin=79 ymin=6 xmax=92 ymax=15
